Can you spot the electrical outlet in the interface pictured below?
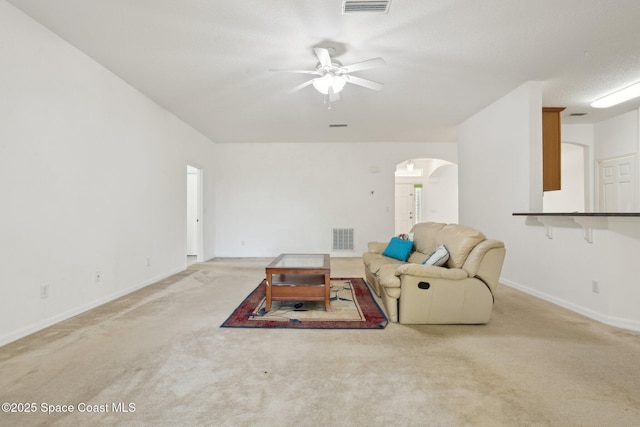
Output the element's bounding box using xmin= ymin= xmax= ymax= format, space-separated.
xmin=95 ymin=271 xmax=101 ymax=283
xmin=146 ymin=257 xmax=151 ymax=267
xmin=592 ymin=280 xmax=599 ymax=294
xmin=40 ymin=284 xmax=49 ymax=299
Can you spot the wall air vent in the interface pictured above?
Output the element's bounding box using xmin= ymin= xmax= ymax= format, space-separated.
xmin=332 ymin=228 xmax=355 ymax=251
xmin=343 ymin=0 xmax=392 ymax=14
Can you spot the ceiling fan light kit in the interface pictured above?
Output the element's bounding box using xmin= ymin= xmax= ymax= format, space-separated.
xmin=312 ymin=74 xmax=347 ymax=95
xmin=272 ymin=46 xmax=385 ymax=106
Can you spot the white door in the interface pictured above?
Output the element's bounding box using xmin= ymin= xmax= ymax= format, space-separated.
xmin=598 ymin=155 xmax=636 ymax=212
xmin=186 ymin=165 xmax=202 ymax=259
xmin=395 ymin=183 xmax=415 ymax=234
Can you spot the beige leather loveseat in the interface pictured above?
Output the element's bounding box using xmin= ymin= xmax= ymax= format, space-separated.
xmin=363 ymin=222 xmax=506 ymax=324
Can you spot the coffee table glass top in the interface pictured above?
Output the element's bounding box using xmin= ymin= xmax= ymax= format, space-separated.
xmin=268 ymin=254 xmax=328 ymax=269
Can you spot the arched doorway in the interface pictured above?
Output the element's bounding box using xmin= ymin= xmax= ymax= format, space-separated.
xmin=394 ymin=158 xmax=459 ymax=234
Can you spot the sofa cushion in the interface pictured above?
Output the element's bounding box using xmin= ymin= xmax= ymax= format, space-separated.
xmin=435 ymin=224 xmax=486 ymax=268
xmin=410 ymin=222 xmax=446 ymax=254
xmin=423 ymin=245 xmax=449 ymax=266
xmin=382 ymin=237 xmax=414 ymax=261
xmin=363 ymin=252 xmax=404 ymax=274
xmin=407 ymin=251 xmax=429 ymax=264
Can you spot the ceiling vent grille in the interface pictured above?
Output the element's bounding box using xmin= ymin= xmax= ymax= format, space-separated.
xmin=343 ymin=0 xmax=392 ymax=14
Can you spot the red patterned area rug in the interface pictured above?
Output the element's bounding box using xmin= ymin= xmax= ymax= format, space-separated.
xmin=221 ymin=277 xmax=387 ymax=329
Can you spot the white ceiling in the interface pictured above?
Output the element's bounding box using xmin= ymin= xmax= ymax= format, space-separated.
xmin=8 ymin=0 xmax=640 ymax=143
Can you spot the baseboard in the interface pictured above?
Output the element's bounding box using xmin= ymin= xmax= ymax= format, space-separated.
xmin=501 ymin=278 xmax=640 ymax=333
xmin=0 ymin=266 xmax=186 ymax=347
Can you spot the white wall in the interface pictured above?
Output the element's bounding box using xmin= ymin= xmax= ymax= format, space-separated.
xmin=214 ymin=142 xmax=457 ymax=257
xmin=594 ymin=109 xmax=639 ymax=161
xmin=458 ymin=82 xmax=640 ymax=332
xmin=562 ymin=124 xmax=595 ymax=211
xmin=459 ymin=82 xmax=543 ymax=230
xmin=0 ymin=2 xmax=217 ymax=345
xmin=543 ymin=143 xmax=586 ymax=212
xmin=423 ymin=164 xmax=459 ymax=223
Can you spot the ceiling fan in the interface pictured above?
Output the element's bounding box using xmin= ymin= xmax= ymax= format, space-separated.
xmin=271 ymin=47 xmax=386 ymax=105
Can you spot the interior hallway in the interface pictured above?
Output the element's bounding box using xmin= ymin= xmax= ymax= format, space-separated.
xmin=1 ymin=258 xmax=639 ymax=426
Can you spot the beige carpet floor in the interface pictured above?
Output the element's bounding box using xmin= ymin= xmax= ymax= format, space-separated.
xmin=1 ymin=258 xmax=639 ymax=427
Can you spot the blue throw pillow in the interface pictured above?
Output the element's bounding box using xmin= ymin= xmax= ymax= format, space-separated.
xmin=382 ymin=237 xmax=414 ymax=261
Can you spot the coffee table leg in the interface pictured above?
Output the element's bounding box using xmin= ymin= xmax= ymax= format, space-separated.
xmin=265 ymin=274 xmax=272 ymax=312
xmin=324 ymin=274 xmax=332 ymax=311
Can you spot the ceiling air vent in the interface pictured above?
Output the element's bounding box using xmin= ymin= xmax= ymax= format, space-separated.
xmin=343 ymin=0 xmax=392 ymax=14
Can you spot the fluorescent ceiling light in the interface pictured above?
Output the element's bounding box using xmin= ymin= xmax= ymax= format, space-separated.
xmin=591 ymin=81 xmax=640 ymax=108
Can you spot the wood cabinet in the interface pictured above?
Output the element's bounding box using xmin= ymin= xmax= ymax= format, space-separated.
xmin=542 ymin=107 xmax=565 ymax=191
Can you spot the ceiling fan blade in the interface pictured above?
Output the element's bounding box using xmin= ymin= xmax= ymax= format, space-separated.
xmin=344 ymin=75 xmax=384 ymax=91
xmin=290 ymin=79 xmax=315 ymax=93
xmin=314 ymin=47 xmax=332 ymax=67
xmin=341 ymin=57 xmax=386 ymax=73
xmin=270 ymin=68 xmax=320 ymax=75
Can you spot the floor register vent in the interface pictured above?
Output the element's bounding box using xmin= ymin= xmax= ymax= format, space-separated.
xmin=332 ymin=228 xmax=355 ymax=251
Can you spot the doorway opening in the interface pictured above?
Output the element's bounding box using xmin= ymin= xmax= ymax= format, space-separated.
xmin=186 ymin=165 xmax=203 ymax=265
xmin=394 ymin=158 xmax=458 ymax=235
xmin=543 ymin=142 xmax=589 ymax=212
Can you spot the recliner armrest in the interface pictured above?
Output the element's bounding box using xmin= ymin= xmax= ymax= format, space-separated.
xmin=395 ymin=264 xmax=468 ymax=280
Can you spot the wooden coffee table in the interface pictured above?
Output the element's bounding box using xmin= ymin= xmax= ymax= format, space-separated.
xmin=264 ymin=254 xmax=331 ymax=312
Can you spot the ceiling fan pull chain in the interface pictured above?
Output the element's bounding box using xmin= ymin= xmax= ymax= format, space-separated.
xmin=324 ymin=95 xmax=332 ymax=110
